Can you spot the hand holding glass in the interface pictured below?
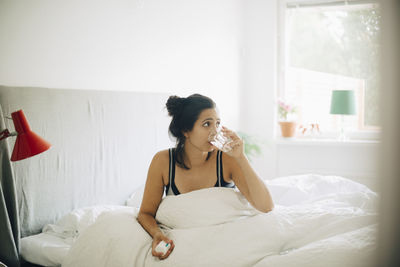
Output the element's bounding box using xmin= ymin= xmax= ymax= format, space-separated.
xmin=208 ymin=126 xmax=233 ymax=152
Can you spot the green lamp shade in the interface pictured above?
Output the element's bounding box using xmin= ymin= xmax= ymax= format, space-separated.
xmin=330 ymin=90 xmax=357 ymax=115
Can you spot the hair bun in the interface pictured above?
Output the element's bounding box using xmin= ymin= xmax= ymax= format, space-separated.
xmin=166 ymin=95 xmax=185 ymax=117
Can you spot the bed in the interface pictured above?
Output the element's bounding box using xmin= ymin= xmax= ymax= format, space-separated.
xmin=0 ymin=86 xmax=378 ymax=267
xmin=0 ymin=85 xmax=173 ymax=266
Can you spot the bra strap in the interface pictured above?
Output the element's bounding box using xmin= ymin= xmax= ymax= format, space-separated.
xmin=168 ymin=148 xmax=173 ymax=186
xmin=217 ymin=151 xmax=222 ymax=187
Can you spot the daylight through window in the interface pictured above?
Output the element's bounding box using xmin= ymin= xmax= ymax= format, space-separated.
xmin=280 ymin=0 xmax=381 ymax=138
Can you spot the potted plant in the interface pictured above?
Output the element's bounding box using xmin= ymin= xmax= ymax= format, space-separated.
xmin=237 ymin=131 xmax=262 ymax=162
xmin=277 ymin=99 xmax=297 ymax=138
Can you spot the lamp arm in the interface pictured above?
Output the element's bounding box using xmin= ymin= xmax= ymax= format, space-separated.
xmin=0 ymin=129 xmax=17 ymax=141
xmin=0 ymin=129 xmax=10 ymax=140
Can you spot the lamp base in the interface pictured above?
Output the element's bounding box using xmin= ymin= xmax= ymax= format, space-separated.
xmin=338 ymin=131 xmax=348 ymax=141
xmin=337 ymin=115 xmax=349 ymax=141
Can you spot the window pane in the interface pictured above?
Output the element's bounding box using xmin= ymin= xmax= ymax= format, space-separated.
xmin=284 ymin=3 xmax=381 ymax=131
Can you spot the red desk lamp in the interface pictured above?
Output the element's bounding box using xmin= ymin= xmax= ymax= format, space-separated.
xmin=0 ymin=110 xmax=51 ymax=161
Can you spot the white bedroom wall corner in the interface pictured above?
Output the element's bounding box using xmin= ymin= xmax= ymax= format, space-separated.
xmin=239 ymin=0 xmax=279 ymax=180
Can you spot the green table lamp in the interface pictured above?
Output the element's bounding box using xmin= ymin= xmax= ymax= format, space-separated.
xmin=330 ymin=90 xmax=357 ymax=141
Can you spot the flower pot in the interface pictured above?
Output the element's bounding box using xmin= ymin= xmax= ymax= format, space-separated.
xmin=279 ymin=121 xmax=297 ymax=138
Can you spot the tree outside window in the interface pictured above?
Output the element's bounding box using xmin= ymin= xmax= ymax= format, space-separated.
xmin=282 ymin=2 xmax=381 ymax=135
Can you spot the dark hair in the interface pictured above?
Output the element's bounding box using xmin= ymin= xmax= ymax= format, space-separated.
xmin=166 ymin=94 xmax=216 ymax=169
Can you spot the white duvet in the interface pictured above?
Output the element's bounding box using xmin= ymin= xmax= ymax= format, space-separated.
xmin=62 ymin=175 xmax=378 ymax=267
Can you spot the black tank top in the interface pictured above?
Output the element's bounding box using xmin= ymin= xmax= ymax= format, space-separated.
xmin=165 ymin=148 xmax=235 ymax=196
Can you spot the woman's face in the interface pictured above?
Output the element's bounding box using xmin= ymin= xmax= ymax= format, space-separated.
xmin=184 ymin=108 xmax=221 ymax=152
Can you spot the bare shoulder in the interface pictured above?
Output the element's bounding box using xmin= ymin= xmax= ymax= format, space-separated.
xmin=151 ymin=149 xmax=170 ymax=185
xmin=153 ymin=149 xmax=169 ymax=163
xmin=139 ymin=149 xmax=171 ymax=217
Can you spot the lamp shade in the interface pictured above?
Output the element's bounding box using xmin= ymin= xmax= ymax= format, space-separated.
xmin=330 ymin=90 xmax=357 ymax=115
xmin=10 ymin=110 xmax=51 ymax=161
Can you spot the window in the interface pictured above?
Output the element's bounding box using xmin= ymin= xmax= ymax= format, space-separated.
xmin=278 ymin=0 xmax=381 ymax=139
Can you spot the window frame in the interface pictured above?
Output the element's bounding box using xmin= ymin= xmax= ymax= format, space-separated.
xmin=277 ymin=0 xmax=381 ymax=141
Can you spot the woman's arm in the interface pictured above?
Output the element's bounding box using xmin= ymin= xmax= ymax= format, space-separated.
xmin=137 ymin=212 xmax=163 ymax=238
xmin=137 ymin=151 xmax=164 ymax=237
xmin=231 ymin=153 xmax=274 ymax=213
xmin=137 ymin=151 xmax=175 ymax=259
xmin=222 ymin=127 xmax=274 ymax=213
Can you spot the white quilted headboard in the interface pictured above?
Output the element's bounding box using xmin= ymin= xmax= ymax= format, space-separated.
xmin=0 ymin=86 xmax=174 ymax=237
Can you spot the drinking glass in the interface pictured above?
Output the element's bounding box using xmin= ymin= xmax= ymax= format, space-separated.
xmin=208 ymin=125 xmax=233 ymax=152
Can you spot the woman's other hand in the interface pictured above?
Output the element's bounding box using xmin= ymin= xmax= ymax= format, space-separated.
xmin=152 ymin=232 xmax=175 ymax=260
xmin=222 ymin=126 xmax=245 ymax=159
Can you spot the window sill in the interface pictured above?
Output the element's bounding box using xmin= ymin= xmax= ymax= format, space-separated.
xmin=275 ymin=137 xmax=380 ymax=147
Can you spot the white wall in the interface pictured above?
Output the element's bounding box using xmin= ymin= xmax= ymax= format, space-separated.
xmin=240 ymin=0 xmax=379 ymax=190
xmin=276 ymin=139 xmax=379 ymax=191
xmin=0 ymin=0 xmax=379 ymax=189
xmin=240 ymin=0 xmax=278 ymax=180
xmin=0 ymin=0 xmax=242 ymax=128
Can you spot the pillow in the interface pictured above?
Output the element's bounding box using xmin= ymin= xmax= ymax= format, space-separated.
xmin=42 ymin=205 xmax=132 ymax=239
xmin=126 ymin=184 xmax=145 ymax=208
xmin=265 ymin=174 xmax=376 ymax=206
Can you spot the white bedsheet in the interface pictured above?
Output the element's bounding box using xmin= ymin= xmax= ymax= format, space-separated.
xmin=62 ymin=175 xmax=378 ymax=267
xmin=20 ymin=233 xmax=70 ymax=267
xmin=20 ymin=205 xmax=132 ymax=266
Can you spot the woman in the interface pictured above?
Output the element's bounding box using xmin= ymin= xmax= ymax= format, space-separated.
xmin=137 ymin=94 xmax=274 ymax=260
